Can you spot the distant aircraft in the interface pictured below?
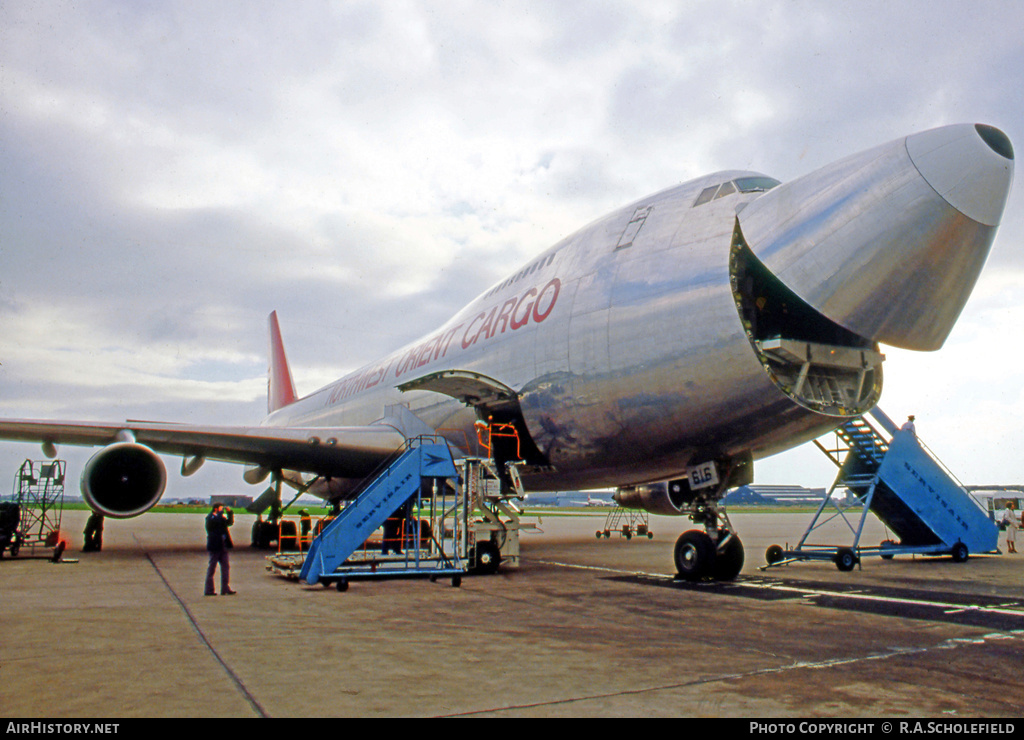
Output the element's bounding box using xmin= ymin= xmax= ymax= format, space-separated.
xmin=0 ymin=124 xmax=1014 ymax=580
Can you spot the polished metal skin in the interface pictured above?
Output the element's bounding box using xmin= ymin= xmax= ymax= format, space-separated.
xmin=270 ymin=124 xmax=1007 ymax=495
xmin=267 ymin=124 xmax=1013 ymax=494
xmin=738 ymin=124 xmax=1014 ymax=351
xmin=0 ymin=124 xmax=1014 ymax=517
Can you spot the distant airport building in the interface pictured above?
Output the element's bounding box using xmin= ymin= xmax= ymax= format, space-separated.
xmin=525 ymin=485 xmax=826 ymax=508
xmin=725 ymin=485 xmax=827 ymax=505
xmin=210 ymin=495 xmax=253 ymax=509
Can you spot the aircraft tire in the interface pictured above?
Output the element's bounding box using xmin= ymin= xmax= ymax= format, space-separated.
xmin=674 ymin=530 xmax=716 ymax=581
xmin=251 ymin=521 xmax=276 ymax=549
xmin=713 ymin=535 xmax=744 ymax=581
xmin=279 ymin=520 xmax=298 ymax=551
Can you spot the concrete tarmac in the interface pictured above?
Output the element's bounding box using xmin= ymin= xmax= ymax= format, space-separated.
xmin=1 ymin=509 xmax=1022 ymax=718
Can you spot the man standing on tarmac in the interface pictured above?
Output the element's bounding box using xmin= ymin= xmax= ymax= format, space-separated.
xmin=205 ymin=503 xmax=236 ymax=595
xmin=82 ymin=511 xmax=104 ymax=552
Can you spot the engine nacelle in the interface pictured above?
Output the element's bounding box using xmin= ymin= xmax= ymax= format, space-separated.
xmin=614 ymin=455 xmax=755 ymax=515
xmin=81 ymin=442 xmax=167 ymax=518
xmin=613 ymin=482 xmax=683 ymax=516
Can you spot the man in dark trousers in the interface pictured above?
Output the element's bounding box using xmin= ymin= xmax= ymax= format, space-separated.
xmin=205 ymin=504 xmax=236 ymax=596
xmin=0 ymin=502 xmax=19 ymax=558
xmin=82 ymin=511 xmax=104 ymax=552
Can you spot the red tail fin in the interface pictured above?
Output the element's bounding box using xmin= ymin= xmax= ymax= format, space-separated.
xmin=267 ymin=311 xmax=298 ymax=414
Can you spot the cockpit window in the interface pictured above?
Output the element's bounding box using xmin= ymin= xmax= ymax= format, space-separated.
xmin=693 ymin=185 xmax=718 ymax=207
xmin=734 ymin=176 xmax=781 ymax=193
xmin=693 ymin=177 xmax=781 ymax=207
xmin=713 ymin=181 xmax=737 ymax=199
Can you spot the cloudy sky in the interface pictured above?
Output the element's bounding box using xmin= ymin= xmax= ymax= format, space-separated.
xmin=1 ymin=0 xmax=1022 ymax=502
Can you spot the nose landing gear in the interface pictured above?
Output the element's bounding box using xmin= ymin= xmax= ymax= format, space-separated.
xmin=673 ymin=526 xmax=745 ymax=582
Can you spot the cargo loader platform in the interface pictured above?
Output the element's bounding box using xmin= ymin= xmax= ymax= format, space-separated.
xmin=763 ymin=408 xmax=999 ymax=571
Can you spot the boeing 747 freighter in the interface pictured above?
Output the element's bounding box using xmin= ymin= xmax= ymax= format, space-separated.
xmin=0 ymin=123 xmax=1014 ymax=580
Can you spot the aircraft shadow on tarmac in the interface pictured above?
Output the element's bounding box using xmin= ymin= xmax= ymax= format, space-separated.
xmin=608 ymin=574 xmax=1024 ymax=632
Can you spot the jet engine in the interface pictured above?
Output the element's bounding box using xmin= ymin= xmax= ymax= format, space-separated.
xmin=613 ymin=482 xmax=682 ymax=516
xmin=81 ymin=442 xmax=167 ymax=518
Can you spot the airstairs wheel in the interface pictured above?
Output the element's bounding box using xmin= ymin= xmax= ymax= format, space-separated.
xmin=951 ymin=542 xmax=969 ymax=563
xmin=834 ymin=548 xmax=858 ymax=572
xmin=765 ymin=544 xmax=784 ymax=565
xmin=674 ymin=530 xmax=716 ymax=581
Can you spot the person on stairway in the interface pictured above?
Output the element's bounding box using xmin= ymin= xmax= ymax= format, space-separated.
xmin=900 ymin=415 xmax=916 ymax=436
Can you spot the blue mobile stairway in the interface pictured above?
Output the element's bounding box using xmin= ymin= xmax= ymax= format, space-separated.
xmin=765 ymin=407 xmax=998 ymax=570
xmin=297 ymin=438 xmax=461 ymax=588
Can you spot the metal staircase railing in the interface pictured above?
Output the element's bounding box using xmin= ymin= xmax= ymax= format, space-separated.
xmin=298 ymin=438 xmax=458 ymax=586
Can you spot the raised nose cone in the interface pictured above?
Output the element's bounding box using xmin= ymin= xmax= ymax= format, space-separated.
xmin=736 ymin=124 xmax=1014 ymax=351
xmin=907 ymin=123 xmax=1014 ymax=227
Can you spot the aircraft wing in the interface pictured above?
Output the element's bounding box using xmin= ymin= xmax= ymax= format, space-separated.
xmin=0 ymin=418 xmax=406 ymax=480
